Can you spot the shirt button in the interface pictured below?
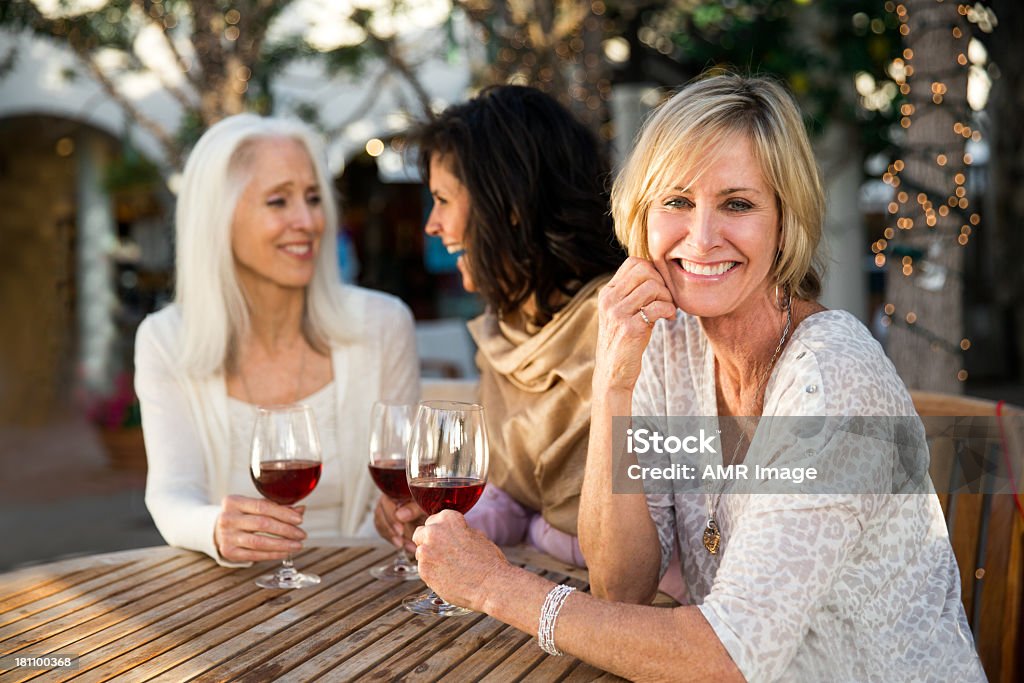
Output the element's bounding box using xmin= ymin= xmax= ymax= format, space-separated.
xmin=805 ymin=384 xmax=818 ymax=393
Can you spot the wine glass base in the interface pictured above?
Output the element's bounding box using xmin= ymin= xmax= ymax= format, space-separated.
xmin=402 ymin=592 xmax=473 ymax=617
xmin=255 ymin=571 xmax=321 ymax=590
xmin=370 ymin=562 xmax=421 ymax=581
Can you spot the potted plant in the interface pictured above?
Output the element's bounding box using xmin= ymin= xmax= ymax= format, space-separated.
xmin=86 ymin=372 xmax=146 ymax=471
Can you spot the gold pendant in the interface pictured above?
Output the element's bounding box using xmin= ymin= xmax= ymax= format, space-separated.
xmin=703 ymin=518 xmax=720 ymax=555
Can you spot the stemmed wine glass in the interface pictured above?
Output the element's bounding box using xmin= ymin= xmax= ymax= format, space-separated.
xmin=250 ymin=404 xmax=323 ymax=590
xmin=403 ymin=400 xmax=488 ymax=617
xmin=367 ymin=401 xmax=420 ymax=581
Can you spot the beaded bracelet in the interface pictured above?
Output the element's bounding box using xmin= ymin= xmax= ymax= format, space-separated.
xmin=537 ymin=583 xmax=576 ymax=656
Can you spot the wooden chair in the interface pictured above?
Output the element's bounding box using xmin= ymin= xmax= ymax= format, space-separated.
xmin=911 ymin=390 xmax=1024 ymax=683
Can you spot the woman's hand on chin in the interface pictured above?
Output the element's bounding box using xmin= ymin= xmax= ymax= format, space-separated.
xmin=595 ymin=257 xmax=675 ymax=392
xmin=412 ymin=510 xmax=511 ymax=612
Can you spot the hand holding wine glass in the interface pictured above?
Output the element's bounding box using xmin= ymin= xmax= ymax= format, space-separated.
xmin=367 ymin=401 xmax=420 ymax=581
xmin=250 ymin=404 xmax=323 ymax=589
xmin=404 ymin=400 xmax=488 ymax=617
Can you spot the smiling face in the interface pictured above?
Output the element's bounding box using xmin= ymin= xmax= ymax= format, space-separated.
xmin=424 ymin=154 xmax=475 ymax=292
xmin=646 ymin=134 xmax=780 ymax=320
xmin=231 ymin=137 xmax=325 ymax=295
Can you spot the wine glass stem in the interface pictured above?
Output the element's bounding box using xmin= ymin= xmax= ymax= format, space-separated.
xmin=278 ymin=555 xmax=298 ymax=582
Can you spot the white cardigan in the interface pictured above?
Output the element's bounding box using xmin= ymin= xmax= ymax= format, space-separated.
xmin=135 ymin=286 xmax=419 ymax=564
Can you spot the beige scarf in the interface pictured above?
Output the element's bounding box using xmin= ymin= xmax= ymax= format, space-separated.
xmin=467 ymin=275 xmax=610 ymax=535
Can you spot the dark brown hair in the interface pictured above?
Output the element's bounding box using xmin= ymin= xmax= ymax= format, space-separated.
xmin=413 ymin=85 xmax=625 ymax=325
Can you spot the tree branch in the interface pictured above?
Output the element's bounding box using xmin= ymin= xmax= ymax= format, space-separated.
xmin=384 ymin=44 xmax=434 ymax=120
xmin=18 ymin=0 xmax=181 ymax=166
xmin=74 ymin=43 xmax=182 ymax=167
xmin=364 ymin=28 xmax=433 ymax=120
xmin=131 ymin=0 xmax=204 ymax=93
xmin=325 ymin=68 xmax=392 ymax=138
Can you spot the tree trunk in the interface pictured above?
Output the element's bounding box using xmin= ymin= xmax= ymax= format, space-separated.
xmin=885 ymin=0 xmax=970 ymax=393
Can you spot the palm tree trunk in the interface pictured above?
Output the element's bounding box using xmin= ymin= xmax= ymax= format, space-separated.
xmin=885 ymin=0 xmax=971 ymax=392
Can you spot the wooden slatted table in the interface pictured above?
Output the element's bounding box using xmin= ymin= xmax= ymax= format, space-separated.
xmin=0 ymin=544 xmax=624 ymax=681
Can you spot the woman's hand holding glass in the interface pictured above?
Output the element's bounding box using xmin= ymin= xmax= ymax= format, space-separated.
xmin=412 ymin=510 xmax=510 ymax=613
xmin=214 ymin=494 xmax=307 ymax=563
xmin=373 ymin=495 xmax=426 ymax=555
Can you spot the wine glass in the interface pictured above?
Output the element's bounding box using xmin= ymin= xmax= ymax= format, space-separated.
xmin=250 ymin=404 xmax=323 ymax=589
xmin=367 ymin=401 xmax=420 ymax=581
xmin=403 ymin=400 xmax=488 ymax=617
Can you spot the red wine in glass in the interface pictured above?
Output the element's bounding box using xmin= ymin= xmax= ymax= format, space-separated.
xmin=252 ymin=459 xmax=322 ymax=505
xmin=368 ymin=460 xmax=411 ymax=503
xmin=368 ymin=402 xmax=419 ymax=582
xmin=250 ymin=404 xmax=323 ymax=590
xmin=403 ymin=400 xmax=488 ymax=617
xmin=409 ymin=477 xmax=485 ymax=515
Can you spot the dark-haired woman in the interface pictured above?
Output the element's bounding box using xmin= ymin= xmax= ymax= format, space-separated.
xmin=374 ymin=86 xmax=625 ymax=566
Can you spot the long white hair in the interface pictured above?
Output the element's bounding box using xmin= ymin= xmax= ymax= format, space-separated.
xmin=174 ymin=113 xmax=350 ymax=377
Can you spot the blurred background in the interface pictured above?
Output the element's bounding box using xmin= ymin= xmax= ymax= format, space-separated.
xmin=0 ymin=0 xmax=1020 ymax=572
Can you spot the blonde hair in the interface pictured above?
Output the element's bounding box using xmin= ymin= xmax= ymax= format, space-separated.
xmin=611 ymin=72 xmax=826 ymax=299
xmin=174 ymin=113 xmax=349 ymax=376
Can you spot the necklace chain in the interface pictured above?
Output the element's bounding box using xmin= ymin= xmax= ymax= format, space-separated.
xmin=702 ymin=294 xmax=793 ymax=555
xmin=239 ymin=340 xmax=308 ymax=406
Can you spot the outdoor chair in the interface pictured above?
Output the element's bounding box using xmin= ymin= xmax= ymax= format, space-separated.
xmin=911 ymin=390 xmax=1024 ymax=683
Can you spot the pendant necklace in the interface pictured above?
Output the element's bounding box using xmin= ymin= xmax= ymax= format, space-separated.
xmin=702 ymin=293 xmax=792 ymax=555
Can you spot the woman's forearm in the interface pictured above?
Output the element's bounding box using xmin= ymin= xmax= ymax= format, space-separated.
xmin=480 ymin=563 xmax=743 ymax=683
xmin=578 ymin=387 xmax=661 ymax=603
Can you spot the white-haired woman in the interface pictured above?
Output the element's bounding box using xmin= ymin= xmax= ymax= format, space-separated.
xmin=410 ymin=74 xmax=984 ymax=681
xmin=136 ymin=114 xmax=419 ymax=565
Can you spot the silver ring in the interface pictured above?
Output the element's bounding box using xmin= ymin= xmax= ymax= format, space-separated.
xmin=638 ymin=307 xmax=652 ymax=326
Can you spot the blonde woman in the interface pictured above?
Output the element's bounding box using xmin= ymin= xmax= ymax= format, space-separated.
xmin=409 ymin=74 xmax=983 ymax=681
xmin=136 ymin=114 xmax=418 ymax=566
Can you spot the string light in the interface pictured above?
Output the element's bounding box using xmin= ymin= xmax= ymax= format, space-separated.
xmin=881 ymin=0 xmax=976 ymax=381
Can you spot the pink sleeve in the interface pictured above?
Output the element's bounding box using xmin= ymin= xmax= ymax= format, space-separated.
xmin=527 ymin=515 xmax=587 ymax=568
xmin=466 ymin=485 xmax=591 ymax=571
xmin=464 ymin=484 xmax=531 ymax=546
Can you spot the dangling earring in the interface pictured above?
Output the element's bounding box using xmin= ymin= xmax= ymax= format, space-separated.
xmin=774 ymin=283 xmax=791 ymax=312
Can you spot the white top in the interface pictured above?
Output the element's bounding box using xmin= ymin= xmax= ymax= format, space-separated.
xmin=136 ymin=286 xmax=419 ymax=565
xmin=632 ymin=309 xmax=984 ymax=683
xmin=226 ymin=381 xmax=378 ymax=540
